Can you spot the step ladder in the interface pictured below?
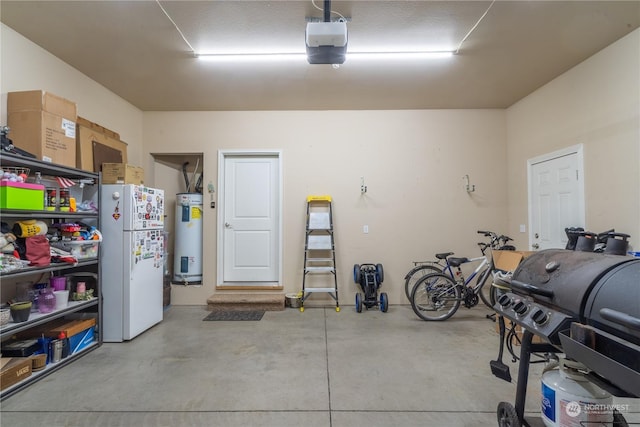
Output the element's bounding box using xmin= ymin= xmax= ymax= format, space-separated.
xmin=301 ymin=195 xmax=339 ymax=312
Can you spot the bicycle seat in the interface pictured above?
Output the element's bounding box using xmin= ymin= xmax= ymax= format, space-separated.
xmin=435 ymin=252 xmax=454 ymax=260
xmin=448 ymin=257 xmax=469 ymax=267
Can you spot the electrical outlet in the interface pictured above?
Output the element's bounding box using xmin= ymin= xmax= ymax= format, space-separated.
xmin=519 ymin=224 xmax=526 ymax=233
xmin=363 ymin=225 xmax=369 ymax=234
xmin=211 ymin=202 xmax=215 ymax=208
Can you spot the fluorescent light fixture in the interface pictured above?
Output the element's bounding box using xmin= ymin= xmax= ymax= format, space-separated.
xmin=348 ymin=51 xmax=454 ymax=60
xmin=196 ymin=52 xmax=306 ymax=62
xmin=196 ymin=50 xmax=454 ymax=62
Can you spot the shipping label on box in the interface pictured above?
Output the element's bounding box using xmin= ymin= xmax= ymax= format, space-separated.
xmin=102 ymin=163 xmax=144 ymax=184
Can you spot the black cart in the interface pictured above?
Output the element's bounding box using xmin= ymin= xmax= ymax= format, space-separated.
xmin=353 ymin=263 xmax=388 ymax=313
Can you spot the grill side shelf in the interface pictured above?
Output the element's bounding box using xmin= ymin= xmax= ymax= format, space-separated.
xmin=559 ymin=327 xmax=640 ymax=398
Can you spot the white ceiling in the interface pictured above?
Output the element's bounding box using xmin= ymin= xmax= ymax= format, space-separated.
xmin=2 ymin=1 xmax=639 ymax=111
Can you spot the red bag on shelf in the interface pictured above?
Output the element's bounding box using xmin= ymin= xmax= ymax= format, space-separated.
xmin=25 ymin=235 xmax=51 ymax=266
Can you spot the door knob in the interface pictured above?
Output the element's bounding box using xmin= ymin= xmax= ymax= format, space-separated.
xmin=532 ymin=243 xmax=540 ymax=249
xmin=225 ymin=222 xmax=231 ymax=228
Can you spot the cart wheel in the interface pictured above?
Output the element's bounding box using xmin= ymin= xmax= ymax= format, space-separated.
xmin=375 ymin=263 xmax=384 ymax=284
xmin=353 ymin=264 xmax=361 ymax=284
xmin=496 ymin=402 xmax=520 ymax=427
xmin=380 ymin=292 xmax=389 ymax=312
xmin=355 ymin=293 xmax=363 ymax=312
xmin=299 ymin=306 xmax=305 ymax=312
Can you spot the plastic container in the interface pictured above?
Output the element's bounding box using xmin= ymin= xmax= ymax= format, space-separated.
xmin=45 ymin=187 xmax=57 ymax=211
xmin=54 ymin=290 xmax=69 ymax=310
xmin=50 ymin=276 xmax=67 ymax=291
xmin=38 ymin=287 xmax=56 ymax=313
xmin=50 ymin=240 xmax=100 ymax=259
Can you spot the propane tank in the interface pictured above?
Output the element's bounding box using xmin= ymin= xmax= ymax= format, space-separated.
xmin=541 ymin=358 xmax=613 ymax=427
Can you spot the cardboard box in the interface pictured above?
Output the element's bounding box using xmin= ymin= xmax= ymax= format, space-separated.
xmin=493 ymin=250 xmax=535 ymax=272
xmin=7 ymin=111 xmax=77 ymax=168
xmin=101 ymin=163 xmax=144 ymax=184
xmin=49 ymin=318 xmax=96 ymax=339
xmin=0 ymin=357 xmax=32 ymax=391
xmin=8 ymin=90 xmax=77 ymax=118
xmin=15 ymin=317 xmax=96 ymax=341
xmin=76 ymin=117 xmax=128 ymax=172
xmin=7 ymin=91 xmax=77 ymax=168
xmin=76 ymin=116 xmax=119 ymax=139
xmin=69 ymin=327 xmax=95 ymax=354
xmin=0 ymin=181 xmax=45 ymax=210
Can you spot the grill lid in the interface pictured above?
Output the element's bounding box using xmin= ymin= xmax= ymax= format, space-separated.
xmin=584 ymin=259 xmax=640 ymax=345
xmin=511 ymin=249 xmax=634 ymax=315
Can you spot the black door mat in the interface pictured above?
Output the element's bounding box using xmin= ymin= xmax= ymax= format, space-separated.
xmin=203 ymin=311 xmax=265 ymax=321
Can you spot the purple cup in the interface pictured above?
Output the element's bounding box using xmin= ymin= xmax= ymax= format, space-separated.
xmin=49 ymin=276 xmax=67 ymax=291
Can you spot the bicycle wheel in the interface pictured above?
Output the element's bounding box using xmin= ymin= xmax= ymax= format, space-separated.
xmin=404 ymin=264 xmax=443 ymax=301
xmin=410 ymin=273 xmax=461 ymax=321
xmin=475 ymin=267 xmax=494 ymax=308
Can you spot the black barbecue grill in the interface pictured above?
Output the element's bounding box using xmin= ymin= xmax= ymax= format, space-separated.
xmin=492 ymin=248 xmax=640 ymax=426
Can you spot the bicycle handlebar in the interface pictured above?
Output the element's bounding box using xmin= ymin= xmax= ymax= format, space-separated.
xmin=476 ymin=231 xmax=515 ymax=251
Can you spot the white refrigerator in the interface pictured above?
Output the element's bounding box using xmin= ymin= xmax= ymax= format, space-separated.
xmin=100 ymin=184 xmax=165 ymax=342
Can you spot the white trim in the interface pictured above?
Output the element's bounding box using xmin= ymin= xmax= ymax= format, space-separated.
xmin=217 ymin=149 xmax=283 ymax=287
xmin=527 ymin=144 xmax=585 ymax=249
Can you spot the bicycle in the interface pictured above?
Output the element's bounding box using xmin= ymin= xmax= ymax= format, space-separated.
xmin=403 ymin=231 xmax=513 ymax=301
xmin=408 ymin=231 xmax=513 ymax=321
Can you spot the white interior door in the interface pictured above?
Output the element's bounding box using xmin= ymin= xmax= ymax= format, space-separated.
xmin=219 ymin=153 xmax=281 ymax=284
xmin=528 ymin=145 xmax=585 ymax=250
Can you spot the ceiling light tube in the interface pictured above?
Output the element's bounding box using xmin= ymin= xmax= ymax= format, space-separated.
xmin=196 ymin=50 xmax=455 ymax=62
xmin=348 ymin=51 xmax=455 ymax=60
xmin=196 ymin=52 xmax=306 ymax=62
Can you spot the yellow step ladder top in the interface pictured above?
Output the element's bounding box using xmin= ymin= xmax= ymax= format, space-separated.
xmin=307 ymin=195 xmax=332 ymax=202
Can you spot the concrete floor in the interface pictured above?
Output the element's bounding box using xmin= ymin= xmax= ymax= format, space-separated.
xmin=1 ymin=305 xmax=638 ymax=427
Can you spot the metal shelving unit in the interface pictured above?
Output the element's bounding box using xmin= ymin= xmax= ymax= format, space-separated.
xmin=0 ymin=152 xmax=102 ymax=400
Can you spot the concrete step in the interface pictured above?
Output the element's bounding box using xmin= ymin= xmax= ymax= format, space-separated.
xmin=206 ymin=293 xmax=285 ymax=311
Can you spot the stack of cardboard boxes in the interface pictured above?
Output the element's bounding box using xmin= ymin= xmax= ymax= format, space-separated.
xmin=6 ymin=90 xmax=142 ymax=183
